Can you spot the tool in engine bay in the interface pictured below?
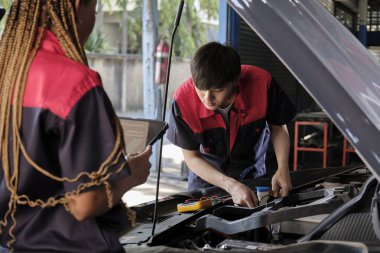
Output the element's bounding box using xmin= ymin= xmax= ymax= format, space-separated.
xmin=177 ymin=198 xmax=213 ymax=213
xmin=177 ymin=187 xmax=275 ymax=213
xmin=177 ymin=196 xmax=234 ymax=213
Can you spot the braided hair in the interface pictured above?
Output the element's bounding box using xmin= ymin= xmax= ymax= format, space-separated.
xmin=0 ymin=0 xmax=126 ymax=249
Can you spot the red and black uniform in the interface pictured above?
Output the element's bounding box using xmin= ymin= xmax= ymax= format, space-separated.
xmin=167 ymin=65 xmax=296 ymax=190
xmin=0 ymin=30 xmax=128 ymax=252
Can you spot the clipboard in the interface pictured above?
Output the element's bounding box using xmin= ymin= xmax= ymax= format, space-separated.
xmin=118 ymin=116 xmax=169 ymax=154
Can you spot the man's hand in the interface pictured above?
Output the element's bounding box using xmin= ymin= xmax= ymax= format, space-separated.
xmin=228 ymin=181 xmax=258 ymax=208
xmin=270 ymin=124 xmax=292 ymax=197
xmin=271 ymin=167 xmax=292 ymax=197
xmin=126 ymin=145 xmax=152 ymax=187
xmin=182 ymin=149 xmax=258 ymax=208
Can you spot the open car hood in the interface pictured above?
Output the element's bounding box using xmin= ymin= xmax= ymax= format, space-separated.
xmin=227 ymin=0 xmax=380 ymax=179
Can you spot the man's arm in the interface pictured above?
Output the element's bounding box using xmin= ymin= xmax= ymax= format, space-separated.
xmin=182 ymin=149 xmax=258 ymax=208
xmin=67 ymin=146 xmax=152 ymax=221
xmin=270 ymin=124 xmax=292 ymax=197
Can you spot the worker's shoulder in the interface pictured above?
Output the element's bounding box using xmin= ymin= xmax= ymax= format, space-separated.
xmin=173 ymin=77 xmax=197 ymax=101
xmin=241 ymin=64 xmax=272 ymax=80
xmin=32 ymin=50 xmax=100 ymax=88
xmin=25 ymin=51 xmax=102 ymax=119
xmin=172 ymin=78 xmax=204 ymax=121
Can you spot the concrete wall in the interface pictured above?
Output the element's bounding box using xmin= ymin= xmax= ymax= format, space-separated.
xmin=369 ymin=47 xmax=380 ymax=63
xmin=87 ymin=53 xmax=191 ymax=113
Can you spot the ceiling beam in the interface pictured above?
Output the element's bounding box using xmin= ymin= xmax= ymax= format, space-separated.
xmin=335 ymin=0 xmax=359 ymax=13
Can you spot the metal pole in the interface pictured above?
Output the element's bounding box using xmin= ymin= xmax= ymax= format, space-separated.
xmin=358 ymin=0 xmax=368 ymax=46
xmin=143 ymin=0 xmax=159 ymax=173
xmin=143 ymin=0 xmax=158 ymax=118
xmin=121 ymin=4 xmax=128 ymax=113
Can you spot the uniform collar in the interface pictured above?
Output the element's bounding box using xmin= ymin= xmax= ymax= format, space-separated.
xmin=233 ymin=84 xmax=249 ymax=113
xmin=38 ymin=28 xmax=66 ymax=57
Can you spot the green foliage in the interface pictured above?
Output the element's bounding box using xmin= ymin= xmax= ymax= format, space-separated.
xmin=118 ymin=0 xmax=218 ymax=57
xmin=0 ymin=0 xmax=11 ymax=9
xmin=123 ymin=1 xmax=142 ymax=54
xmin=160 ymin=0 xmax=219 ymax=57
xmin=0 ymin=0 xmax=219 ymax=57
xmin=85 ymin=29 xmax=111 ymax=53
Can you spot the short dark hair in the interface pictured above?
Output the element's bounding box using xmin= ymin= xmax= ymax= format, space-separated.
xmin=191 ymin=42 xmax=241 ymax=90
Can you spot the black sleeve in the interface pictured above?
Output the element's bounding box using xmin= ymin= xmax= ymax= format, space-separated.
xmin=58 ymin=86 xmax=129 ymax=192
xmin=267 ymin=79 xmax=296 ymax=125
xmin=167 ymin=101 xmax=200 ymax=150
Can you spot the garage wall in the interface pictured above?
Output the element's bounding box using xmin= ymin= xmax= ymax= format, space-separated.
xmin=238 ymin=19 xmax=319 ymax=113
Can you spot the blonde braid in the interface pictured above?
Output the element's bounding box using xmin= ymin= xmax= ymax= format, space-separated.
xmin=64 ymin=0 xmax=87 ymax=62
xmin=46 ymin=0 xmax=85 ymax=63
xmin=3 ymin=1 xmax=43 ymax=248
xmin=12 ymin=0 xmax=41 ymax=197
xmin=0 ymin=0 xmax=127 ymax=250
xmin=0 ymin=2 xmax=21 ymax=156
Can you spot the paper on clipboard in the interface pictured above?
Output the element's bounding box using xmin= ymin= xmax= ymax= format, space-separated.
xmin=120 ymin=120 xmax=149 ymax=154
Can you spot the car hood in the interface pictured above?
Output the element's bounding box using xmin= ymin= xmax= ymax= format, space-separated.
xmin=227 ymin=0 xmax=380 ymax=180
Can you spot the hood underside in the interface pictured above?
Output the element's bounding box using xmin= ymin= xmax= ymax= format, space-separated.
xmin=227 ymin=0 xmax=380 ymax=179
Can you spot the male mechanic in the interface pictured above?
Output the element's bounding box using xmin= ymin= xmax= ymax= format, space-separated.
xmin=167 ymin=42 xmax=296 ymax=208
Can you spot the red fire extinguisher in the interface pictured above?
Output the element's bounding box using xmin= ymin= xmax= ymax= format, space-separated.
xmin=155 ymin=39 xmax=170 ymax=85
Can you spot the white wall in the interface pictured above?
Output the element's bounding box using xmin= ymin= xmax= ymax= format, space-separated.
xmin=87 ymin=53 xmax=191 ymax=113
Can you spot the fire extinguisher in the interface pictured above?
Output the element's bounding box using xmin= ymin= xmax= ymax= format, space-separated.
xmin=155 ymin=39 xmax=170 ymax=85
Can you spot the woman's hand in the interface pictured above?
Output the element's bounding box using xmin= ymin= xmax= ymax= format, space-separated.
xmin=126 ymin=145 xmax=152 ymax=187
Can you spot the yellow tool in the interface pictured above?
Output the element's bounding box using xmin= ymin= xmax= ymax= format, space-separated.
xmin=177 ymin=198 xmax=213 ymax=213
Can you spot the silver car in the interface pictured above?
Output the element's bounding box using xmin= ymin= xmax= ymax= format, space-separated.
xmin=122 ymin=1 xmax=380 ymax=252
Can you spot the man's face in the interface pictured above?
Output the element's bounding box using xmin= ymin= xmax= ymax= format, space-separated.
xmin=195 ymin=82 xmax=236 ymax=111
